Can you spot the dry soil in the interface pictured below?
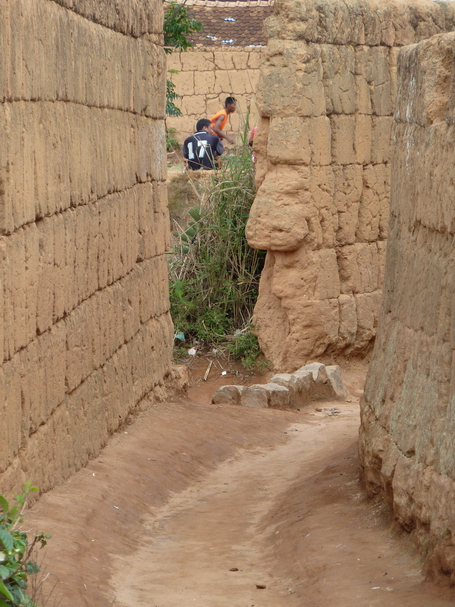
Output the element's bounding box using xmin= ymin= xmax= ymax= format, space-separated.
xmin=26 ymin=357 xmax=455 ymax=607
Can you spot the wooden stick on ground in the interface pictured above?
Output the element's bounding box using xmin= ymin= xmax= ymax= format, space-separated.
xmin=203 ymin=360 xmax=213 ymax=381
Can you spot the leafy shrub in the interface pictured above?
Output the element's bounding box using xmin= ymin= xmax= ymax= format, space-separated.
xmin=226 ymin=328 xmax=271 ymax=371
xmin=168 ymin=137 xmax=267 ymax=366
xmin=166 ymin=126 xmax=179 ymax=152
xmin=166 ymin=73 xmax=182 ymax=117
xmin=0 ymin=483 xmax=50 ymax=607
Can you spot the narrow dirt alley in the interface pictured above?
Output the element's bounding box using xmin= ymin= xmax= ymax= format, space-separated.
xmin=26 ymin=362 xmax=455 ymax=607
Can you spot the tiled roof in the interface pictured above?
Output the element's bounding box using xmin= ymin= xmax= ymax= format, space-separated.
xmin=185 ymin=0 xmax=273 ymax=5
xmin=165 ymin=0 xmax=273 ymax=47
xmin=188 ymin=4 xmax=273 ymax=46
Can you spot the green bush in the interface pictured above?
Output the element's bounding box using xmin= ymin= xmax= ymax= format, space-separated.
xmin=0 ymin=484 xmax=50 ymax=607
xmin=168 ymin=137 xmax=267 ymax=367
xmin=226 ymin=329 xmax=271 ymax=371
xmin=166 ymin=126 xmax=179 ymax=152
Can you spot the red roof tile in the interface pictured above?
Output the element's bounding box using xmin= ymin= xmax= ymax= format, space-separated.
xmin=165 ymin=1 xmax=273 ymax=47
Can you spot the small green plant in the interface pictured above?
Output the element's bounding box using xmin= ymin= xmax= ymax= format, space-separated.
xmin=166 ymin=126 xmax=179 ymax=152
xmin=227 ymin=328 xmax=271 ymax=370
xmin=166 ymin=72 xmax=182 ymax=117
xmin=0 ymin=483 xmax=50 ymax=607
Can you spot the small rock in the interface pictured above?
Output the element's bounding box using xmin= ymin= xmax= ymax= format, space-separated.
xmin=296 ymin=362 xmax=327 ymax=383
xmin=255 ymin=584 xmax=266 ymax=589
xmin=326 ymin=365 xmax=348 ymax=398
xmin=241 ymin=386 xmax=269 ymax=409
xmin=212 ymin=385 xmax=246 ymax=405
xmin=262 ymin=382 xmax=291 ymax=408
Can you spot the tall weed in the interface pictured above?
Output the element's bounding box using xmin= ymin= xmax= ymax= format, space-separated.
xmin=168 ymin=139 xmax=265 ymax=348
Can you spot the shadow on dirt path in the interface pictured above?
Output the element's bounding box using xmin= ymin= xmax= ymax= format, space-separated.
xmin=26 ymin=362 xmax=455 ymax=607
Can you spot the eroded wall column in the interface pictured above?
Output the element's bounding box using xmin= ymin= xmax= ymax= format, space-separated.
xmin=359 ymin=31 xmax=455 ymax=581
xmin=0 ymin=0 xmax=173 ymax=496
xmin=246 ymin=0 xmax=455 ymax=371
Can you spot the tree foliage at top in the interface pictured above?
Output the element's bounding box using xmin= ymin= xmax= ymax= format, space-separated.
xmin=163 ymin=2 xmax=202 ymax=115
xmin=164 ymin=1 xmax=203 ymax=53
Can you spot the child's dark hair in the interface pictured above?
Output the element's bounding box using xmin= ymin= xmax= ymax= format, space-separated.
xmin=225 ymin=96 xmax=236 ymax=106
xmin=196 ymin=118 xmax=211 ymax=131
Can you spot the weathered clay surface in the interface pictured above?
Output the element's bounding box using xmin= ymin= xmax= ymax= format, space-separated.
xmin=246 ymin=0 xmax=455 ymax=371
xmin=359 ymin=31 xmax=455 ymax=582
xmin=0 ymin=0 xmax=173 ymax=498
xmin=212 ymin=362 xmax=347 ymax=408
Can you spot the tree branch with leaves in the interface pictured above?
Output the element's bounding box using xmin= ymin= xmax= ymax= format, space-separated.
xmin=163 ymin=1 xmax=202 ymax=116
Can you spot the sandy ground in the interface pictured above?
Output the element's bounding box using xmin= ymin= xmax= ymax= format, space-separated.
xmin=25 ymin=358 xmax=455 ymax=607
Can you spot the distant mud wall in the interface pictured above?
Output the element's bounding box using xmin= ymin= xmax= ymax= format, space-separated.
xmin=0 ymin=1 xmax=173 ymax=497
xmin=360 ymin=31 xmax=455 ymax=581
xmin=166 ymin=48 xmax=262 ymax=143
xmin=246 ymin=0 xmax=455 ymax=371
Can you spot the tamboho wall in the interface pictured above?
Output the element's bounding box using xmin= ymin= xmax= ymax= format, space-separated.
xmin=167 ymin=47 xmax=262 ymax=143
xmin=359 ymin=30 xmax=455 ymax=581
xmin=0 ymin=1 xmax=173 ymax=497
xmin=165 ymin=0 xmax=273 ymax=143
xmin=246 ymin=0 xmax=455 ymax=371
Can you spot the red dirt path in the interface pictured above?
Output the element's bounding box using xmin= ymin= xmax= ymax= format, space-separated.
xmin=25 ymin=358 xmax=455 ymax=607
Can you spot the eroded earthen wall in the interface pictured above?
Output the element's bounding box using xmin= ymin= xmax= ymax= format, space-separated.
xmin=246 ymin=0 xmax=455 ymax=371
xmin=0 ymin=0 xmax=173 ymax=497
xmin=167 ymin=48 xmax=262 ymax=143
xmin=360 ymin=31 xmax=455 ymax=580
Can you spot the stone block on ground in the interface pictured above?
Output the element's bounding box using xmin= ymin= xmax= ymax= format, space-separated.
xmin=270 ymin=373 xmax=300 ymax=393
xmin=292 ymin=369 xmax=313 ymax=391
xmin=295 ymin=362 xmax=328 ymax=383
xmin=212 ymin=363 xmax=347 ymax=411
xmin=294 ymin=363 xmax=342 ymax=402
xmin=270 ymin=372 xmax=312 ymax=408
xmin=240 ymin=386 xmax=270 ymax=409
xmin=211 ymin=385 xmax=247 ymax=405
xmin=256 ymin=383 xmax=291 ymax=409
xmin=326 ymin=365 xmax=348 ymax=398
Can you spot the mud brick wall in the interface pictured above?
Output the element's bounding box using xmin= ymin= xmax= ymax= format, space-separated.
xmin=359 ymin=31 xmax=455 ymax=581
xmin=166 ymin=48 xmax=262 ymax=143
xmin=245 ymin=0 xmax=455 ymax=371
xmin=0 ymin=0 xmax=173 ymax=497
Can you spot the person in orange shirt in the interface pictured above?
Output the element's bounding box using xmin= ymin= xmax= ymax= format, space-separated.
xmin=210 ymin=97 xmax=236 ymax=145
xmin=248 ymin=125 xmax=257 ymax=162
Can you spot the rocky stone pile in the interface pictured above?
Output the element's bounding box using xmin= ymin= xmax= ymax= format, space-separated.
xmin=212 ymin=362 xmax=347 ymax=409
